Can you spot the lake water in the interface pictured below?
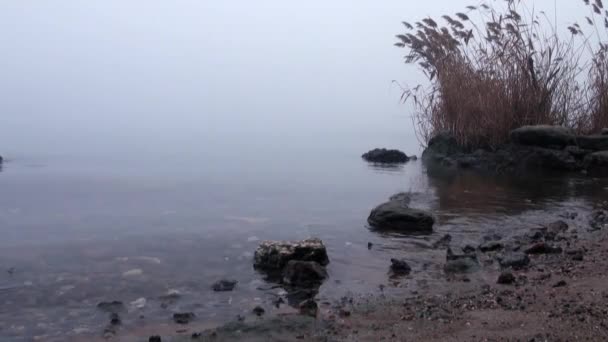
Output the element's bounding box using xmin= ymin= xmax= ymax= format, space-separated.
xmin=0 ymin=1 xmax=602 ymax=341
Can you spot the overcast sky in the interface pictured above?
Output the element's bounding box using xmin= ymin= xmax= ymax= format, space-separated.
xmin=0 ymin=1 xmax=589 ymax=161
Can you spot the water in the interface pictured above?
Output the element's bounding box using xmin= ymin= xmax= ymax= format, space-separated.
xmin=0 ymin=1 xmax=602 ymax=340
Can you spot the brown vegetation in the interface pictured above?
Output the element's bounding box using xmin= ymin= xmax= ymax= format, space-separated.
xmin=395 ymin=0 xmax=608 ymax=149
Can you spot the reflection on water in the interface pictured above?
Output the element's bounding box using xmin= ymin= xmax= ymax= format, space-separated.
xmin=0 ymin=158 xmax=607 ymax=341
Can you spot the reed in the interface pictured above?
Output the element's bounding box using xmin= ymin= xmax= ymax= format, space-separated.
xmin=396 ymin=0 xmax=608 ymax=148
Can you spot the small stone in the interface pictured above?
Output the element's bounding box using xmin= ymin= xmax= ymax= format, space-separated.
xmin=109 ymin=313 xmax=121 ymax=325
xmin=252 ymin=306 xmax=265 ymax=316
xmin=173 ymin=312 xmax=195 ymax=325
xmin=191 ymin=332 xmax=202 ymax=339
xmin=553 ymin=280 xmax=567 ymax=288
xmin=525 ymin=242 xmax=562 ymax=255
xmin=367 ymin=242 xmax=373 ymax=250
xmin=212 ymin=280 xmax=238 ymax=292
xmin=390 ymin=258 xmax=412 ymax=275
xmin=498 ymin=252 xmax=530 ymax=269
xmin=149 ymin=336 xmax=161 ymax=342
xmin=479 ymin=241 xmax=503 ymax=252
xmin=497 ymin=272 xmax=516 ymax=285
xmin=299 ymin=299 xmax=318 ymax=317
xmin=339 ymin=309 xmax=351 ymax=318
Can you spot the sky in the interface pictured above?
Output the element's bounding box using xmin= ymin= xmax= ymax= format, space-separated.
xmin=0 ymin=1 xmax=591 ymax=162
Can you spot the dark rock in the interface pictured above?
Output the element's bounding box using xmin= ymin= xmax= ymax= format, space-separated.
xmin=602 ymin=128 xmax=608 ymax=135
xmin=252 ymin=306 xmax=265 ymax=316
xmin=212 ymin=279 xmax=238 ymax=292
xmin=173 ymin=312 xmax=195 ymax=325
xmin=192 ymin=332 xmax=202 ymax=339
xmin=253 ymin=238 xmax=329 ymax=272
xmin=590 ymin=210 xmax=608 ymax=231
xmin=479 ymin=241 xmax=504 ymax=252
xmin=584 ymin=151 xmax=608 ymax=169
xmin=389 ymin=258 xmax=412 ymax=275
xmin=432 ymin=234 xmax=452 ymax=249
xmin=339 ymin=309 xmax=351 ymax=318
xmin=462 ymin=245 xmax=476 ymax=254
xmin=362 ymin=148 xmax=409 ymax=164
xmin=282 ymin=260 xmax=328 ymax=288
xmin=548 ymin=220 xmax=569 ymax=233
xmin=566 ymin=249 xmax=584 ymax=261
xmin=367 ymin=242 xmax=373 ymax=250
xmin=498 ymin=252 xmax=530 ymax=269
xmin=422 ymin=133 xmax=462 ymax=160
xmin=444 ymin=248 xmax=479 ymax=273
xmin=149 ymin=336 xmax=162 ymax=342
xmin=565 ymin=145 xmax=592 ymax=159
xmin=510 ymin=125 xmax=575 ymax=149
xmin=553 ymin=280 xmax=567 ymax=288
xmin=368 ymin=196 xmax=434 ymax=233
xmin=97 ymin=301 xmax=125 ymax=313
xmin=110 ymin=313 xmax=121 ymax=325
xmin=497 ymin=272 xmax=516 ymax=285
xmin=576 ymin=135 xmax=608 ymax=151
xmin=298 ymin=299 xmax=318 ymax=317
xmin=525 ymin=242 xmax=562 ymax=255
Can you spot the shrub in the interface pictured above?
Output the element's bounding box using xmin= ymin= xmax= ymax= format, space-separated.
xmin=396 ymin=0 xmax=608 ymax=149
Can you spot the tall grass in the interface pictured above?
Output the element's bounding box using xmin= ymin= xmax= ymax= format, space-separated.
xmin=395 ymin=0 xmax=608 ymax=149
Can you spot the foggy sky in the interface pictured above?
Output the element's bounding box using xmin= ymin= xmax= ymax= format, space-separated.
xmin=0 ymin=1 xmax=588 ymax=162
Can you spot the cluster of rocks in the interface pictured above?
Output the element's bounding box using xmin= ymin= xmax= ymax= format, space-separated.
xmin=422 ymin=125 xmax=608 ymax=173
xmin=253 ymin=238 xmax=330 ymax=316
xmin=362 ymin=148 xmax=414 ymax=164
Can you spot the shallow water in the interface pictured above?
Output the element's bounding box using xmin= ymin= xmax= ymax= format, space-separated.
xmin=1 ymin=152 xmax=608 ymax=341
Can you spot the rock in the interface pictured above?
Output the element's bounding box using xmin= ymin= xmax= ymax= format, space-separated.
xmin=367 ymin=242 xmax=373 ymax=250
xmin=253 ymin=238 xmax=329 ymax=272
xmin=368 ymin=197 xmax=434 ymax=233
xmin=97 ymin=301 xmax=125 ymax=313
xmin=444 ymin=248 xmax=479 ymax=273
xmin=510 ymin=125 xmax=575 ymax=149
xmin=282 ymin=261 xmax=328 ymax=288
xmin=590 ymin=210 xmax=608 ymax=231
xmin=497 ymin=272 xmax=516 ymax=285
xmin=298 ymin=299 xmax=318 ymax=317
xmin=553 ymin=280 xmax=567 ymax=288
xmin=548 ymin=220 xmax=569 ymax=234
xmin=389 ymin=192 xmax=412 ymax=205
xmin=602 ymin=128 xmax=608 ymax=135
xmin=212 ymin=279 xmax=238 ymax=292
xmin=565 ymin=145 xmax=592 ymax=158
xmin=576 ymin=135 xmax=608 ymax=151
xmin=566 ymin=249 xmax=584 ymax=261
xmin=432 ymin=234 xmax=452 ymax=249
xmin=149 ymin=336 xmax=162 ymax=342
xmin=390 ymin=258 xmax=412 ymax=275
xmin=173 ymin=312 xmax=195 ymax=325
xmin=462 ymin=245 xmax=476 ymax=254
xmin=109 ymin=313 xmax=121 ymax=326
xmin=584 ymin=151 xmax=608 ymax=168
xmin=252 ymin=306 xmax=265 ymax=316
xmin=422 ymin=133 xmax=462 ymax=160
xmin=498 ymin=252 xmax=530 ymax=269
xmin=525 ymin=242 xmax=562 ymax=255
xmin=479 ymin=241 xmax=504 ymax=252
xmin=362 ymin=148 xmax=409 ymax=164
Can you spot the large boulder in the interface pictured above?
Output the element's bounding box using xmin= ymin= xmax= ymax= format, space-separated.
xmin=583 ymin=151 xmax=608 ymax=168
xmin=422 ymin=133 xmax=462 ymax=160
xmin=577 ymin=135 xmax=608 ymax=151
xmin=253 ymin=238 xmax=329 ymax=271
xmin=362 ymin=148 xmax=409 ymax=164
xmin=368 ymin=196 xmax=434 ymax=233
xmin=510 ymin=125 xmax=576 ymax=149
xmin=282 ymin=260 xmax=327 ymax=288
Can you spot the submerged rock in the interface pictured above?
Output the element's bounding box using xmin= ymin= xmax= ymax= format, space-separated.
xmin=362 ymin=148 xmax=409 ymax=164
xmin=510 ymin=125 xmax=575 ymax=148
xmin=498 ymin=252 xmax=530 ymax=269
xmin=212 ymin=279 xmax=238 ymax=292
xmin=282 ymin=260 xmax=327 ymax=288
xmin=390 ymin=258 xmax=412 ymax=275
xmin=173 ymin=312 xmax=195 ymax=325
xmin=368 ymin=196 xmax=434 ymax=234
xmin=253 ymin=238 xmax=329 ymax=272
xmin=252 ymin=306 xmax=265 ymax=316
xmin=444 ymin=248 xmax=479 ymax=273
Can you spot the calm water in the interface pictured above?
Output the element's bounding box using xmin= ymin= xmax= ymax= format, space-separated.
xmin=0 ymin=1 xmax=601 ymax=341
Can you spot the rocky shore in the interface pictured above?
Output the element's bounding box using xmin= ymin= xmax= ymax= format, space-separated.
xmin=422 ymin=125 xmax=608 ymax=174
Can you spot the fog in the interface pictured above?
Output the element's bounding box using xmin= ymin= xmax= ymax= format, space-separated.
xmin=0 ymin=1 xmax=588 ymax=163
